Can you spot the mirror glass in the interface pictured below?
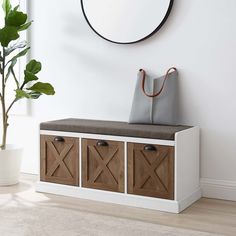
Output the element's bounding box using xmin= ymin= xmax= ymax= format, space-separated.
xmin=81 ymin=0 xmax=173 ymax=44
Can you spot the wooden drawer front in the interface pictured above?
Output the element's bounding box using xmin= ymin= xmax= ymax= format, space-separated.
xmin=40 ymin=135 xmax=79 ymax=186
xmin=82 ymin=139 xmax=124 ymax=193
xmin=128 ymin=143 xmax=174 ymax=200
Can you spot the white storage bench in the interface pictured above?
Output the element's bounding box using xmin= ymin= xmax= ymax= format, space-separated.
xmin=36 ymin=118 xmax=200 ymax=213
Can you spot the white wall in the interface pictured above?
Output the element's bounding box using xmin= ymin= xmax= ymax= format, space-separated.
xmin=7 ymin=0 xmax=236 ymax=192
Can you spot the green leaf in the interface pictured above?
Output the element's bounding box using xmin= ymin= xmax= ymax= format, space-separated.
xmin=13 ymin=5 xmax=19 ymax=11
xmin=10 ymin=66 xmax=20 ymax=88
xmin=5 ymin=47 xmax=30 ymax=79
xmin=6 ymin=9 xmax=27 ymax=27
xmin=27 ymin=82 xmax=55 ymax=95
xmin=15 ymin=89 xmax=30 ymax=99
xmin=5 ymin=58 xmax=17 ymax=81
xmin=2 ymin=0 xmax=12 ymax=16
xmin=26 ymin=60 xmax=42 ymax=74
xmin=24 ymin=70 xmax=39 ymax=83
xmin=18 ymin=21 xmax=32 ymax=32
xmin=5 ymin=40 xmax=27 ymax=56
xmin=0 ymin=26 xmax=19 ymax=47
xmin=15 ymin=89 xmax=42 ymax=100
xmin=9 ymin=46 xmax=30 ymax=63
xmin=28 ymin=91 xmax=42 ymax=99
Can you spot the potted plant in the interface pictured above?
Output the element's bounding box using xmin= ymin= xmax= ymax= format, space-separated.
xmin=0 ymin=0 xmax=55 ymax=186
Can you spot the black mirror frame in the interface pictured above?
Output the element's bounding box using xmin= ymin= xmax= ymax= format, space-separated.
xmin=81 ymin=0 xmax=174 ymax=45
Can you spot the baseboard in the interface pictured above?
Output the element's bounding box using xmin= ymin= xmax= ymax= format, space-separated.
xmin=201 ymin=178 xmax=236 ymax=201
xmin=178 ymin=187 xmax=202 ymax=212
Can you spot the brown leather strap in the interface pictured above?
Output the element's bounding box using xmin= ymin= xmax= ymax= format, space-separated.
xmin=140 ymin=67 xmax=177 ymax=98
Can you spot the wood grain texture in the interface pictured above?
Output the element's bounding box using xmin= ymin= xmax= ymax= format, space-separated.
xmin=128 ymin=143 xmax=174 ymax=199
xmin=40 ymin=135 xmax=79 ymax=186
xmin=82 ymin=139 xmax=124 ymax=193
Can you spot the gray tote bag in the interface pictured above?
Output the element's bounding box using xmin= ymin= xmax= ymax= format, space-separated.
xmin=129 ymin=67 xmax=178 ymax=125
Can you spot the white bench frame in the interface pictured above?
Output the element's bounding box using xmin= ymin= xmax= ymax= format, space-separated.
xmin=36 ymin=126 xmax=200 ymax=213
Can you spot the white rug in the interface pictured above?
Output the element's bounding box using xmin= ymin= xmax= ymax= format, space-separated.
xmin=0 ymin=203 xmax=221 ymax=236
xmin=0 ymin=179 xmax=221 ymax=236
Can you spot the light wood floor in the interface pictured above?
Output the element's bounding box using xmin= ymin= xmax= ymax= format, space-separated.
xmin=1 ymin=174 xmax=236 ymax=236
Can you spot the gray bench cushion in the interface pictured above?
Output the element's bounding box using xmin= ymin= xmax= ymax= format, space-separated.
xmin=40 ymin=118 xmax=191 ymax=141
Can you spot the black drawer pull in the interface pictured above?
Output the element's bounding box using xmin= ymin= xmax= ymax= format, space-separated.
xmin=97 ymin=140 xmax=108 ymax=147
xmin=144 ymin=144 xmax=156 ymax=151
xmin=54 ymin=136 xmax=65 ymax=142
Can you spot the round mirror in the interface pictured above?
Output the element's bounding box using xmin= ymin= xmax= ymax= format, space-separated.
xmin=81 ymin=0 xmax=174 ymax=44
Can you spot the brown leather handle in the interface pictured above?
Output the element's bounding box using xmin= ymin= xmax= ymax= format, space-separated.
xmin=140 ymin=67 xmax=177 ymax=98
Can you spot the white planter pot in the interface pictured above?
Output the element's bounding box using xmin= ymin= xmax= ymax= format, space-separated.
xmin=0 ymin=145 xmax=23 ymax=186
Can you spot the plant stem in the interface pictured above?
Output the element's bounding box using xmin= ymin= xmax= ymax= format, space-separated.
xmin=6 ymin=98 xmax=17 ymax=115
xmin=1 ymin=47 xmax=8 ymax=149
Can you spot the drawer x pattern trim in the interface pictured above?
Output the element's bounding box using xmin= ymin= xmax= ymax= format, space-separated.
xmin=138 ymin=150 xmax=169 ymax=192
xmin=88 ymin=146 xmax=119 ymax=185
xmin=46 ymin=142 xmax=74 ymax=178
